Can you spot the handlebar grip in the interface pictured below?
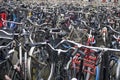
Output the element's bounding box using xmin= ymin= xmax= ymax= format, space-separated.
xmin=33 ymin=42 xmax=47 ymax=47
xmin=50 ymin=28 xmax=60 ymax=33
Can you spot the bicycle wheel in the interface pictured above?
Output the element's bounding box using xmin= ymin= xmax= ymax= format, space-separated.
xmin=27 ymin=46 xmax=51 ymax=80
xmin=68 ymin=61 xmax=84 ymax=80
xmin=0 ymin=60 xmax=11 ymax=80
xmin=5 ymin=60 xmax=24 ymax=80
xmin=108 ymin=54 xmax=119 ymax=80
xmin=99 ymin=51 xmax=110 ymax=80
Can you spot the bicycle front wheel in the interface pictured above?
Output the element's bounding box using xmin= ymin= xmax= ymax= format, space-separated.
xmin=27 ymin=47 xmax=51 ymax=80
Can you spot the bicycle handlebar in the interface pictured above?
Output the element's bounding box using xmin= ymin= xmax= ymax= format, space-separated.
xmin=0 ymin=41 xmax=13 ymax=49
xmin=27 ymin=18 xmax=52 ymax=27
xmin=59 ymin=39 xmax=120 ymax=52
xmin=0 ymin=30 xmax=18 ymax=36
xmin=28 ymin=41 xmax=77 ymax=55
xmin=29 ymin=38 xmax=120 ymax=59
xmin=113 ymin=35 xmax=119 ymax=40
xmin=2 ymin=18 xmax=52 ymax=28
xmin=2 ymin=18 xmax=23 ymax=25
xmin=106 ymin=25 xmax=120 ymax=34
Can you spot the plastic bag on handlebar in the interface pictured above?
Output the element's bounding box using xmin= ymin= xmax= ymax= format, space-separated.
xmin=7 ymin=9 xmax=17 ymax=29
xmin=0 ymin=12 xmax=7 ymax=28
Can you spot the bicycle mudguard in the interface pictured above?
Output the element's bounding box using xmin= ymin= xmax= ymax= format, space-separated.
xmin=95 ymin=66 xmax=100 ymax=80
